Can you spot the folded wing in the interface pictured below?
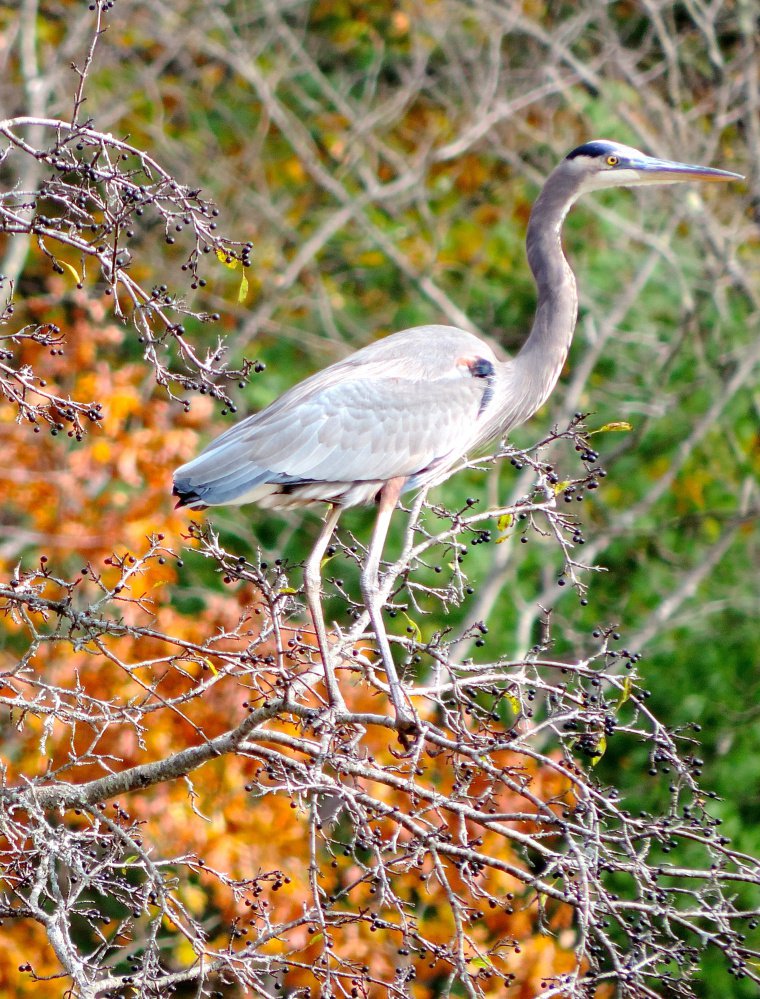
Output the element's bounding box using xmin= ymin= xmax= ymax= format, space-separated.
xmin=173 ymin=342 xmax=497 ymax=509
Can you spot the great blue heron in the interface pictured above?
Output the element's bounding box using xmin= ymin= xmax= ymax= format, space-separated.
xmin=174 ymin=139 xmax=741 ymax=734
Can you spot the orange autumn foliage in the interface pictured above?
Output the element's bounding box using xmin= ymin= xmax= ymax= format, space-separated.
xmin=0 ymin=296 xmax=582 ymax=995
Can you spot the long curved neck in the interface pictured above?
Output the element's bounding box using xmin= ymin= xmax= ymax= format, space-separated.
xmin=507 ymin=166 xmax=582 ymax=425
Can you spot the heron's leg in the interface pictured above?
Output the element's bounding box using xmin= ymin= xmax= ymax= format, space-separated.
xmin=304 ymin=503 xmax=346 ymax=711
xmin=361 ymin=477 xmax=417 ymax=736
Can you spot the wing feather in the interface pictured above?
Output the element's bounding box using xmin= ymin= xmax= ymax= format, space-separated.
xmin=174 ymin=325 xmax=499 ymax=507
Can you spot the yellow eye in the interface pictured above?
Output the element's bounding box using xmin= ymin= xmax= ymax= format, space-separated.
xmin=606 ymin=154 xmax=619 ymax=167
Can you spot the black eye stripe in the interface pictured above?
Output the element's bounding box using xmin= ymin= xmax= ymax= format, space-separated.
xmin=566 ymin=141 xmax=616 ymax=160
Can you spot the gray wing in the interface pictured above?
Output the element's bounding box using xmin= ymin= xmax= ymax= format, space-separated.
xmin=174 ymin=327 xmax=497 ymax=508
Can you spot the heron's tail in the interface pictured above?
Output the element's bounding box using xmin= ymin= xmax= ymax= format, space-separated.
xmin=172 ymin=482 xmax=208 ymax=510
xmin=172 ymin=446 xmax=284 ymax=509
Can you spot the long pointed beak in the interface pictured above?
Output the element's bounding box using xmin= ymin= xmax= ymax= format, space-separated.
xmin=630 ymin=155 xmax=743 ymax=184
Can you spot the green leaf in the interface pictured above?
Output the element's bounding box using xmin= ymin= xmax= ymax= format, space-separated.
xmin=402 ymin=612 xmax=422 ymax=644
xmin=589 ymin=421 xmax=633 ymax=435
xmin=591 ymin=734 xmax=607 ymax=766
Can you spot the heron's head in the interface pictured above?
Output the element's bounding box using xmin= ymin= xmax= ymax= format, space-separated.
xmin=563 ymin=139 xmax=742 ymax=192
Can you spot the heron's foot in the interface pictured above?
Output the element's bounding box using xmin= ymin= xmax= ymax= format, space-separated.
xmin=355 ymin=656 xmax=417 ymax=746
xmin=368 ymin=656 xmax=419 ymax=746
xmin=319 ymin=648 xmax=348 ymax=715
xmin=304 ymin=703 xmax=346 ymax=738
xmin=391 ymin=703 xmax=420 ymax=749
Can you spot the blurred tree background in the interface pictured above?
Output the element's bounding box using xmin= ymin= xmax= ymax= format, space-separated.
xmin=0 ymin=0 xmax=758 ymax=996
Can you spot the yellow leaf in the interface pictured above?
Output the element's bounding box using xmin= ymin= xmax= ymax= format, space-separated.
xmin=283 ymin=157 xmax=306 ymax=183
xmin=91 ymin=439 xmax=111 ymax=464
xmin=175 ymin=936 xmax=198 ymax=968
xmin=108 ymin=388 xmax=142 ymax=422
xmin=356 ymin=250 xmax=385 ymax=267
xmin=278 ymin=586 xmax=297 ymax=594
xmin=238 ymin=272 xmax=249 ymax=303
xmin=616 ymin=675 xmax=632 ymax=710
xmin=216 ymin=248 xmax=239 ymax=270
xmin=553 ymin=480 xmax=570 ymax=495
xmin=591 ymin=734 xmax=607 ymax=766
xmin=589 ymin=421 xmax=633 ymax=435
xmin=496 ymin=511 xmax=513 ymax=542
xmin=203 ymin=657 xmax=218 ymax=676
xmin=60 ymin=260 xmax=81 ymax=284
xmin=505 ymin=692 xmax=520 ymax=714
xmin=182 ymin=883 xmax=208 ymax=914
xmin=497 ymin=513 xmax=513 ymax=532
